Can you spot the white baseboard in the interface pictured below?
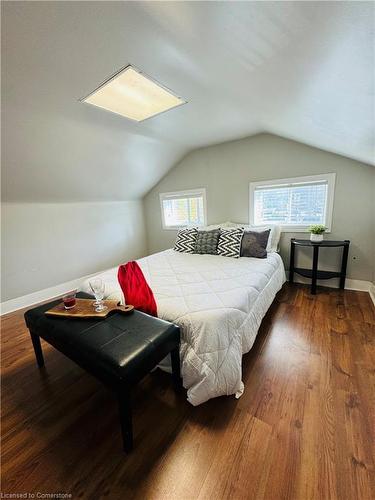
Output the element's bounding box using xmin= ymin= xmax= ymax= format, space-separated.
xmin=291 ymin=275 xmax=371 ymax=291
xmin=2 ymin=271 xmax=374 ymax=316
xmin=344 ymin=279 xmax=373 ymax=293
xmin=288 ymin=273 xmax=375 ymax=306
xmin=0 ymin=273 xmax=96 ymax=316
xmin=369 ymin=284 xmax=375 ymax=307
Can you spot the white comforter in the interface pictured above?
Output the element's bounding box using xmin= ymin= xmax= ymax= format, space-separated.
xmin=82 ymin=249 xmax=286 ymax=406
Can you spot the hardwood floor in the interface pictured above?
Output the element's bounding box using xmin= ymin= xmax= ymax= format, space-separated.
xmin=1 ymin=284 xmax=374 ymax=499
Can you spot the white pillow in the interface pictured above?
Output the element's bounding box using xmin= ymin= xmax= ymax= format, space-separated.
xmin=224 ymin=222 xmax=281 ymax=253
xmin=199 ymin=221 xmax=244 ymax=231
xmin=252 ymin=225 xmax=281 ymax=252
xmin=198 ymin=223 xmax=223 ymax=231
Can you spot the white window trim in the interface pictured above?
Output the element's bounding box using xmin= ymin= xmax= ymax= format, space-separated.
xmin=249 ymin=173 xmax=336 ymax=233
xmin=160 ymin=188 xmax=207 ymax=230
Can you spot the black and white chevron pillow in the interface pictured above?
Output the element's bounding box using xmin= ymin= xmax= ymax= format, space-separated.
xmin=174 ymin=227 xmax=198 ymax=253
xmin=217 ymin=228 xmax=244 ymax=258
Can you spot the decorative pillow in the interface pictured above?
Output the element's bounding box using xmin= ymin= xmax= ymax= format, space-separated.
xmin=197 ymin=223 xmax=223 ymax=231
xmin=241 ymin=230 xmax=270 ymax=258
xmin=225 ymin=222 xmax=281 ymax=252
xmin=251 ymin=225 xmax=281 ymax=253
xmin=173 ymin=227 xmax=198 ymax=253
xmin=217 ymin=228 xmax=244 ymax=258
xmin=195 ymin=229 xmax=220 ymax=254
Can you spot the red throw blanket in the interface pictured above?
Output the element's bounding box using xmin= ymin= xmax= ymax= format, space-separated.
xmin=117 ymin=261 xmax=157 ymax=317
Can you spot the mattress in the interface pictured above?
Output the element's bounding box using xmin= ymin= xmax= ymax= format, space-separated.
xmin=81 ymin=249 xmax=286 ymax=406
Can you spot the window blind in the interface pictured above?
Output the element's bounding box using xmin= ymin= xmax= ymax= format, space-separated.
xmin=253 ymin=181 xmax=328 ymax=226
xmin=162 ymin=194 xmax=205 ymax=227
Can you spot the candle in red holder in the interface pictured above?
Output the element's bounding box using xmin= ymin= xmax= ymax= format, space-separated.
xmin=62 ymin=291 xmax=77 ymax=310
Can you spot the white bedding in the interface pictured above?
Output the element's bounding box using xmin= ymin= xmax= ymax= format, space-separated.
xmin=81 ymin=249 xmax=286 ymax=406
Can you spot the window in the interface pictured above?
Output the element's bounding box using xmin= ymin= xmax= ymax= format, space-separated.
xmin=249 ymin=173 xmax=336 ymax=232
xmin=160 ymin=188 xmax=207 ymax=229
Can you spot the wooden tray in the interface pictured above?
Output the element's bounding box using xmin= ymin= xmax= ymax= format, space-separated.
xmin=45 ymin=298 xmax=134 ymax=319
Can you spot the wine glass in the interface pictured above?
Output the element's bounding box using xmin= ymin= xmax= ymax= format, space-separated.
xmin=89 ymin=278 xmax=107 ymax=312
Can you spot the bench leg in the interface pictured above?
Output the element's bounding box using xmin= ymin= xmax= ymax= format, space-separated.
xmin=118 ymin=389 xmax=133 ymax=453
xmin=171 ymin=347 xmax=182 ymax=391
xmin=29 ymin=331 xmax=44 ymax=367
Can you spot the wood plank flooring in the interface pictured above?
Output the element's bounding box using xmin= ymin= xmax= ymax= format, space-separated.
xmin=1 ymin=284 xmax=374 ymax=499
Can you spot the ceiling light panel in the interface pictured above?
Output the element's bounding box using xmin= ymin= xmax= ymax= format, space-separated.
xmin=82 ymin=65 xmax=186 ymax=122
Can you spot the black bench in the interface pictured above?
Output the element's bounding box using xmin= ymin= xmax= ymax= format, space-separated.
xmin=24 ymin=292 xmax=181 ymax=452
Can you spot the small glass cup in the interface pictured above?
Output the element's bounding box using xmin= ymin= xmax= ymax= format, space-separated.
xmin=62 ymin=291 xmax=77 ymax=310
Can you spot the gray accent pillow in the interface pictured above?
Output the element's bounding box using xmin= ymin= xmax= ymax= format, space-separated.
xmin=195 ymin=229 xmax=220 ymax=254
xmin=241 ymin=230 xmax=270 ymax=258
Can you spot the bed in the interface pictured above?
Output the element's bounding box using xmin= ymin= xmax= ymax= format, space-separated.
xmin=82 ymin=248 xmax=286 ymax=406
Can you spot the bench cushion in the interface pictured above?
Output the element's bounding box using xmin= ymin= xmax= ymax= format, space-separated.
xmin=24 ymin=293 xmax=180 ymax=386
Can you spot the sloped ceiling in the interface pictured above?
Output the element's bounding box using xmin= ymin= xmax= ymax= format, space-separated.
xmin=2 ymin=1 xmax=374 ymax=202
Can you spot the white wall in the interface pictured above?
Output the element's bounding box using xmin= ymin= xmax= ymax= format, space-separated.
xmin=144 ymin=134 xmax=375 ymax=283
xmin=1 ymin=201 xmax=147 ymax=301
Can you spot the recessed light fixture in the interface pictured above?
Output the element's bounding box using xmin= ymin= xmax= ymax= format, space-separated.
xmin=81 ymin=65 xmax=186 ymax=122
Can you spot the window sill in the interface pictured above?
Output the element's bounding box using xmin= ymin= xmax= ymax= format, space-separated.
xmin=280 ymin=227 xmax=331 ymax=233
xmin=163 ymin=225 xmax=332 ymax=233
xmin=162 ymin=225 xmax=205 ymax=231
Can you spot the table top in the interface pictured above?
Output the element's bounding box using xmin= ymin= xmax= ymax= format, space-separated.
xmin=291 ymin=239 xmax=350 ymax=247
xmin=24 ymin=292 xmax=168 ymax=330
